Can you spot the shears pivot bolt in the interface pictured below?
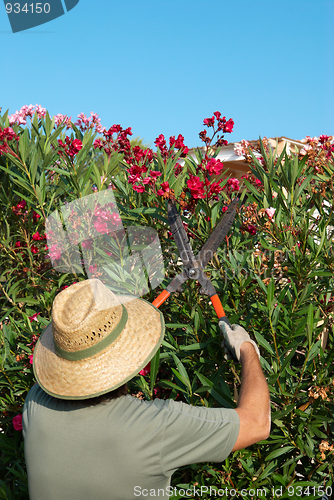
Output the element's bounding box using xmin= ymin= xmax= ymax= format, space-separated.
xmin=188 ymin=268 xmax=197 ymax=278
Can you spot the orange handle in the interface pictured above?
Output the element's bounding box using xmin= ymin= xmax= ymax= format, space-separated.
xmin=210 ymin=294 xmax=226 ymax=319
xmin=152 ymin=289 xmax=170 ymax=308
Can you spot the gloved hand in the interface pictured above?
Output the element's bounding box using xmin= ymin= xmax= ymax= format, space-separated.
xmin=219 ymin=320 xmax=260 ymax=361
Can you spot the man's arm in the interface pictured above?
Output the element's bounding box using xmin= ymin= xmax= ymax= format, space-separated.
xmin=232 ymin=342 xmax=271 ymax=451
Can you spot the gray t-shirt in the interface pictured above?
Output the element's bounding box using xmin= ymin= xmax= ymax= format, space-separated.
xmin=23 ymin=384 xmax=240 ymax=500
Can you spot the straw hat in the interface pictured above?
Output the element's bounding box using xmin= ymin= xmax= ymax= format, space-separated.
xmin=33 ymin=279 xmax=165 ymax=400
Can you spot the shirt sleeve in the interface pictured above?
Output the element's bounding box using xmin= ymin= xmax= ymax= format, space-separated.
xmin=160 ymin=399 xmax=240 ymax=476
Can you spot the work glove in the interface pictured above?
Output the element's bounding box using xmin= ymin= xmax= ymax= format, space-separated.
xmin=219 ymin=320 xmax=260 ymax=362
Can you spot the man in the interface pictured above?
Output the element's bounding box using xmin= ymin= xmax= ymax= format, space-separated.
xmin=23 ymin=279 xmax=270 ymax=499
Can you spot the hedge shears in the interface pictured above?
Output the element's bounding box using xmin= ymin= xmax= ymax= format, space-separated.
xmin=152 ymin=197 xmax=239 ymax=328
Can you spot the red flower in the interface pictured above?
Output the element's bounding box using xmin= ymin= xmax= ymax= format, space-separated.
xmin=132 ymin=184 xmax=145 ymax=193
xmin=174 ymin=163 xmax=182 ymax=176
xmin=172 ymin=134 xmax=189 ymax=156
xmin=157 ymin=181 xmax=170 ymax=196
xmin=226 ymin=178 xmax=240 ymax=192
xmin=71 ymin=139 xmax=83 ymax=154
xmin=32 ymin=231 xmax=42 ymax=240
xmin=109 ymin=124 xmax=122 ymax=134
xmin=150 ymin=171 xmax=162 ymax=179
xmin=31 ymin=245 xmax=39 ymax=254
xmin=58 ymin=137 xmax=83 ymax=157
xmin=319 ymin=135 xmax=330 ymax=144
xmin=208 ymin=181 xmax=223 ymax=197
xmin=12 ymin=414 xmax=22 ymax=431
xmin=139 ymin=362 xmax=151 ymax=376
xmin=187 ymin=175 xmax=205 ymax=199
xmin=246 ymin=224 xmax=257 ymax=235
xmin=154 ymin=134 xmax=167 ymax=150
xmin=29 ymin=354 xmax=34 ymax=364
xmin=206 ymin=158 xmax=224 ymax=176
xmin=222 ymin=206 xmax=228 ymax=213
xmin=17 ymin=200 xmax=26 ymax=209
xmin=203 ymin=116 xmax=215 ymax=127
xmin=32 ymin=211 xmax=41 ymax=222
xmin=223 ymin=118 xmax=234 ymax=133
xmin=28 ymin=312 xmax=40 ymax=322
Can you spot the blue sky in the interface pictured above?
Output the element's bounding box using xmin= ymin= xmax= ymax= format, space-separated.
xmin=1 ymin=0 xmax=333 ymax=148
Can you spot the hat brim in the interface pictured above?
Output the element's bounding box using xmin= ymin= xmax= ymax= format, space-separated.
xmin=33 ymin=298 xmax=165 ymax=400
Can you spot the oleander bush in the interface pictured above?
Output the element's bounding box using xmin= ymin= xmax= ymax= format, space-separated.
xmin=0 ymin=107 xmax=333 ymax=500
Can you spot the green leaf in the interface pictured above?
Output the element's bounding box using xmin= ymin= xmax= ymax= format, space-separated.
xmin=45 ymin=166 xmax=71 ymax=178
xmin=307 ymin=303 xmax=314 ymax=349
xmin=179 ymin=342 xmax=208 ymax=351
xmin=254 ymin=331 xmax=275 ymax=355
xmin=165 ymin=323 xmax=188 ymax=329
xmin=171 ymin=353 xmax=191 ymax=391
xmin=159 ymin=380 xmax=188 ymax=393
xmin=265 ymin=446 xmax=294 ymax=461
xmin=267 ymin=277 xmax=274 ymax=312
xmin=150 ymin=348 xmax=160 ymax=393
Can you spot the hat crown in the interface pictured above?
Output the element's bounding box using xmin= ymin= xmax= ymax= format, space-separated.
xmin=52 ymin=280 xmax=123 ymax=352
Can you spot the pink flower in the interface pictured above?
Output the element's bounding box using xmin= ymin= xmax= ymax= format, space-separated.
xmin=81 ymin=239 xmax=93 ymax=249
xmin=94 ymin=220 xmax=108 ymax=234
xmin=28 ymin=312 xmax=40 ymax=322
xmin=139 ymin=362 xmax=151 ymax=376
xmin=265 ymin=207 xmax=276 ymax=219
xmin=234 ymin=140 xmax=250 ymax=157
xmin=13 ymin=414 xmax=22 ymax=431
xmin=35 ymin=105 xmax=46 ymax=118
xmin=222 ymin=206 xmax=228 ymax=213
xmin=9 ymin=112 xmax=27 ymax=126
xmin=29 ymin=354 xmax=34 ymax=364
xmin=21 ymin=104 xmax=35 ymax=118
xmin=48 ymin=244 xmax=62 ymax=260
xmin=54 ymin=114 xmax=72 ymax=129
